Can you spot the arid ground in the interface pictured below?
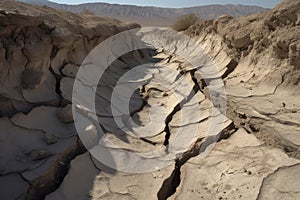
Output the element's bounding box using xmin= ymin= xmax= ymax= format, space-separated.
xmin=0 ymin=0 xmax=299 ymax=199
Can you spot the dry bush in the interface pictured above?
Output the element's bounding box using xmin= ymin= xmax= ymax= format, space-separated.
xmin=80 ymin=9 xmax=94 ymax=15
xmin=172 ymin=13 xmax=198 ymax=31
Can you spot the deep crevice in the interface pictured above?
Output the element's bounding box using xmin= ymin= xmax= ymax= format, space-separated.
xmin=157 ymin=166 xmax=181 ymax=200
xmin=48 ymin=66 xmax=63 ymax=102
xmin=19 ymin=173 xmax=32 ymax=186
xmin=221 ymin=59 xmax=238 ymax=79
xmin=157 ymin=122 xmax=238 ymax=199
xmin=140 ymin=138 xmax=157 ymax=145
xmin=163 ymin=72 xmax=201 ymax=146
xmin=25 ymin=138 xmax=86 ymax=200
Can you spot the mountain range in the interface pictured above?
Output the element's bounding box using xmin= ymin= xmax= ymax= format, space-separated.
xmin=17 ymin=0 xmax=270 ymax=26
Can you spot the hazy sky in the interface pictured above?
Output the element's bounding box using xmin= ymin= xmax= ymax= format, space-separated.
xmin=50 ymin=0 xmax=281 ymax=8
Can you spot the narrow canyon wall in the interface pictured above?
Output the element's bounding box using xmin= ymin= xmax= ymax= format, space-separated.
xmin=0 ymin=1 xmax=140 ymax=199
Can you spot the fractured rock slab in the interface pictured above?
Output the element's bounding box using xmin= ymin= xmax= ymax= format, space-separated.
xmin=0 ymin=174 xmax=28 ymax=200
xmin=170 ymin=129 xmax=299 ymax=200
xmin=257 ymin=164 xmax=300 ymax=200
xmin=46 ymin=152 xmax=174 ymax=200
xmin=11 ymin=106 xmax=76 ymax=138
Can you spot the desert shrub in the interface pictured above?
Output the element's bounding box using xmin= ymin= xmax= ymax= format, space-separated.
xmin=80 ymin=9 xmax=94 ymax=15
xmin=172 ymin=13 xmax=198 ymax=31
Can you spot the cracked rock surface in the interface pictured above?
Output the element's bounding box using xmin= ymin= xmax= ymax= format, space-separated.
xmin=0 ymin=0 xmax=140 ymax=199
xmin=170 ymin=129 xmax=299 ymax=200
xmin=0 ymin=0 xmax=299 ymax=200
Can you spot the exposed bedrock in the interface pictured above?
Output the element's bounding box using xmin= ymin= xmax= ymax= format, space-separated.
xmin=0 ymin=0 xmax=299 ymax=200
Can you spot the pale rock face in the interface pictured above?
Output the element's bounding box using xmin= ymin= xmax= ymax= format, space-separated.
xmin=170 ymin=129 xmax=299 ymax=200
xmin=257 ymin=164 xmax=300 ymax=200
xmin=46 ymin=153 xmax=175 ymax=200
xmin=11 ymin=106 xmax=76 ymax=138
xmin=45 ymin=153 xmax=101 ymax=200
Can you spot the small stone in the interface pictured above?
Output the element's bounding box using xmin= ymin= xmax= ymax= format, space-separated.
xmin=58 ymin=161 xmax=65 ymax=166
xmin=44 ymin=132 xmax=57 ymax=144
xmin=30 ymin=149 xmax=52 ymax=161
xmin=61 ymin=64 xmax=79 ymax=78
xmin=57 ymin=104 xmax=73 ymax=123
xmin=231 ymin=34 xmax=252 ymax=49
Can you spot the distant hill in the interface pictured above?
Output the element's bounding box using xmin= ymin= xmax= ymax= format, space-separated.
xmin=17 ymin=0 xmax=270 ymax=26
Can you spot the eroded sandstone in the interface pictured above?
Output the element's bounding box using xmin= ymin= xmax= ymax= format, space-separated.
xmin=0 ymin=0 xmax=299 ymax=200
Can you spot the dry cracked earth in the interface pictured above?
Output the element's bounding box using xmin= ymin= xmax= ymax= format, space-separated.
xmin=0 ymin=0 xmax=300 ymax=200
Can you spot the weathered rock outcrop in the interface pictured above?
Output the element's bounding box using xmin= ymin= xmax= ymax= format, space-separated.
xmin=0 ymin=0 xmax=140 ymax=199
xmin=167 ymin=0 xmax=300 ymax=199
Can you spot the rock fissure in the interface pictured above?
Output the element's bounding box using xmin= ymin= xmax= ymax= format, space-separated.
xmin=25 ymin=138 xmax=86 ymax=200
xmin=1 ymin=1 xmax=300 ymax=199
xmin=157 ymin=122 xmax=238 ymax=200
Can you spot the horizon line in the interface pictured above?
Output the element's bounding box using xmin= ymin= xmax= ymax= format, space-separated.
xmin=47 ymin=1 xmax=273 ymax=9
